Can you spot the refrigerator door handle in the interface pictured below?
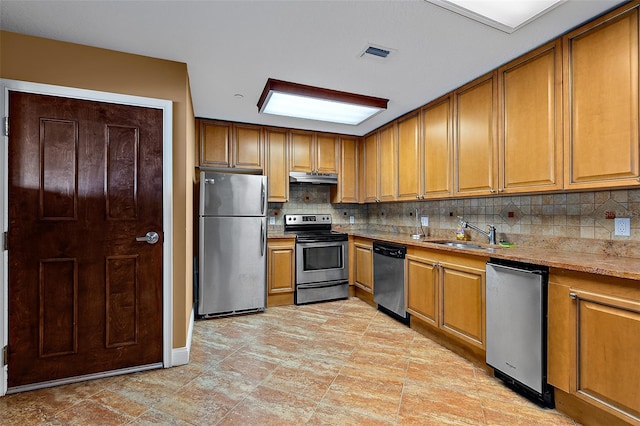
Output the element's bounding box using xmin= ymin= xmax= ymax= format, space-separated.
xmin=261 ymin=179 xmax=266 ymax=215
xmin=260 ymin=220 xmax=265 ymax=256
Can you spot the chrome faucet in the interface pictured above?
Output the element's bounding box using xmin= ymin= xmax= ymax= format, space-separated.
xmin=458 ymin=217 xmax=497 ymax=245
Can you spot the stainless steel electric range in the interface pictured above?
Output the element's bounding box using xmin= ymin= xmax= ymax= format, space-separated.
xmin=284 ymin=214 xmax=349 ymax=305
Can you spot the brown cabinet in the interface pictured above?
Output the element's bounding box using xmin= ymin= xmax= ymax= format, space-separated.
xmin=406 ymin=251 xmax=439 ymax=326
xmin=421 ymin=95 xmax=453 ymax=199
xmin=498 ymin=40 xmax=563 ymax=193
xmin=196 ymin=119 xmax=263 ymax=170
xmin=267 ymin=238 xmax=295 ymax=307
xmin=405 ymin=247 xmax=486 ymax=350
xmin=548 ymin=269 xmax=640 ymax=425
xmin=353 ymin=238 xmax=373 ymax=293
xmin=331 ymin=136 xmax=358 ymax=203
xmin=397 ymin=112 xmax=421 ymax=201
xmin=563 ymin=3 xmax=640 ymax=190
xmin=439 ymin=258 xmax=486 ymax=349
xmin=265 ymin=128 xmax=289 ymax=202
xmin=290 ymin=131 xmax=339 ymax=173
xmin=454 ymin=72 xmax=498 ymax=196
xmin=363 ymin=133 xmax=379 ymax=203
xmin=362 ymin=125 xmax=397 ymax=203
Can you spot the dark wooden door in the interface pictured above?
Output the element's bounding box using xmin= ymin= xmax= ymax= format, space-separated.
xmin=7 ymin=92 xmax=164 ymax=388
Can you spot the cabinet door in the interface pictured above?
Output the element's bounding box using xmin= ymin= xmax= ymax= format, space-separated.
xmin=332 ymin=137 xmax=358 ymax=203
xmin=354 ymin=242 xmax=373 ymax=293
xmin=378 ymin=124 xmax=397 ymax=201
xmin=454 ymin=72 xmax=498 ymax=196
xmin=564 ymin=4 xmax=640 ymax=189
xmin=290 ymin=131 xmax=314 ymax=172
xmin=440 ymin=261 xmax=485 ymax=348
xmin=422 ymin=95 xmax=453 ymax=198
xmin=234 ymin=124 xmax=263 ymax=170
xmin=197 ymin=119 xmax=232 ymax=168
xmin=363 ymin=133 xmax=379 ymax=203
xmin=397 ymin=112 xmax=421 ymax=200
xmin=265 ymin=128 xmax=288 ymax=202
xmin=316 ymin=134 xmax=339 ymax=173
xmin=572 ymin=290 xmax=640 ymax=420
xmin=406 ymin=255 xmax=439 ymax=326
xmin=267 ymin=239 xmax=295 ymax=306
xmin=499 ymin=40 xmax=563 ymax=193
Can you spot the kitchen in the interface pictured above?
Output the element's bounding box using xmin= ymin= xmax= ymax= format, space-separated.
xmin=2 ymin=0 xmax=640 ymax=424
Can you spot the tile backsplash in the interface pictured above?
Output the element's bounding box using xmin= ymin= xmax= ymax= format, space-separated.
xmin=268 ymin=184 xmax=640 ymax=255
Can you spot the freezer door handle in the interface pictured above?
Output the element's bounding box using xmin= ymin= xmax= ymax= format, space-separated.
xmin=260 ymin=221 xmax=265 ymax=256
xmin=261 ymin=180 xmax=266 ymax=215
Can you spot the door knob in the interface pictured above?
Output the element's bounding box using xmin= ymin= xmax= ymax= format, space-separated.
xmin=136 ymin=231 xmax=159 ymax=245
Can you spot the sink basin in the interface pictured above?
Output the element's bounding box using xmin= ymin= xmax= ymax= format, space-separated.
xmin=433 ymin=241 xmax=486 ymax=250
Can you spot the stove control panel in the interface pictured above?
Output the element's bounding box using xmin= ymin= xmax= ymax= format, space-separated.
xmin=284 ymin=214 xmax=332 ymax=226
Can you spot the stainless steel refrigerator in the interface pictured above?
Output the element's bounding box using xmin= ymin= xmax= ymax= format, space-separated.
xmin=198 ymin=171 xmax=267 ymax=317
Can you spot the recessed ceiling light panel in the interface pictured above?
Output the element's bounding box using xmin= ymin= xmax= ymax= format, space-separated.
xmin=426 ymin=0 xmax=567 ymax=33
xmin=257 ymin=79 xmax=388 ymax=126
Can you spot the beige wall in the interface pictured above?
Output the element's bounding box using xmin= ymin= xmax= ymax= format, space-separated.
xmin=0 ymin=30 xmax=195 ymax=349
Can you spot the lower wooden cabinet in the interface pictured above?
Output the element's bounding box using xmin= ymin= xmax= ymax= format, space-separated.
xmin=406 ymin=247 xmax=487 ymax=350
xmin=548 ymin=269 xmax=640 ymax=425
xmin=267 ymin=238 xmax=295 ymax=307
xmin=353 ymin=238 xmax=373 ymax=293
xmin=406 ymin=253 xmax=439 ymax=326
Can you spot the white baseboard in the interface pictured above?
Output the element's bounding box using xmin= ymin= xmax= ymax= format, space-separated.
xmin=170 ymin=306 xmax=194 ymax=367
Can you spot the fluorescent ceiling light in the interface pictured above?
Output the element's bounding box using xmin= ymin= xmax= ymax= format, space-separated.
xmin=426 ymin=0 xmax=567 ymax=33
xmin=257 ymin=79 xmax=388 ymax=126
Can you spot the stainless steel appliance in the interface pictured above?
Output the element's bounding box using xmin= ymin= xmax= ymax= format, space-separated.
xmin=486 ymin=259 xmax=554 ymax=407
xmin=284 ymin=214 xmax=348 ymax=305
xmin=373 ymin=242 xmax=409 ymax=323
xmin=289 ymin=171 xmax=338 ymax=185
xmin=198 ymin=172 xmax=267 ymax=317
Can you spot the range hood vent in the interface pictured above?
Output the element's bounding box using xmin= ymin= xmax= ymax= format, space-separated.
xmin=360 ymin=43 xmax=396 ymax=60
xmin=289 ymin=171 xmax=338 ymax=185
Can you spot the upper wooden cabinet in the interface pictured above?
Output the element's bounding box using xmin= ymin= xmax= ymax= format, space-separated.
xmin=498 ymin=40 xmax=563 ymax=194
xmin=289 ymin=131 xmax=339 ymax=173
xmin=421 ymin=95 xmax=453 ymax=199
xmin=197 ymin=119 xmax=263 ymax=170
xmin=265 ymin=128 xmax=289 ymax=203
xmin=397 ymin=112 xmax=421 ymax=201
xmin=362 ymin=124 xmax=397 ymax=202
xmin=331 ymin=137 xmax=358 ymax=203
xmin=454 ymin=72 xmax=498 ymax=197
xmin=563 ymin=2 xmax=640 ymax=190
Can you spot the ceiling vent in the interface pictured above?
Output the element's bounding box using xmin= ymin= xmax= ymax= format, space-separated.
xmin=360 ymin=44 xmax=396 ymax=61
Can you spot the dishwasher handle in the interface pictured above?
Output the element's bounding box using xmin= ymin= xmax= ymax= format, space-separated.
xmin=373 ymin=242 xmax=406 ymax=259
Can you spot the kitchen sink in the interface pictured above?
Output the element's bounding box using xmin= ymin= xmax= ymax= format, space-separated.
xmin=432 ymin=241 xmax=487 ymax=250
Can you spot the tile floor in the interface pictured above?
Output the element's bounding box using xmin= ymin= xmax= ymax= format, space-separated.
xmin=1 ymin=297 xmax=580 ymax=425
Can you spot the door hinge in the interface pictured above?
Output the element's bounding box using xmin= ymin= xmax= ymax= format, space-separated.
xmin=2 ymin=345 xmax=7 ymax=367
xmin=3 ymin=117 xmax=8 ymax=137
xmin=3 ymin=232 xmax=7 ymax=251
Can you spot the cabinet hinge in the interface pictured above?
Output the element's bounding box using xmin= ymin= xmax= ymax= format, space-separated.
xmin=2 ymin=345 xmax=7 ymax=367
xmin=3 ymin=117 xmax=8 ymax=137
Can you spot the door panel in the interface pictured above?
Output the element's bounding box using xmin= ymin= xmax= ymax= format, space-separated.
xmin=7 ymin=92 xmax=163 ymax=388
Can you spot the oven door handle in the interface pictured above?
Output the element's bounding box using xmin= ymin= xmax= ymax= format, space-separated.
xmin=297 ymin=280 xmax=347 ymax=289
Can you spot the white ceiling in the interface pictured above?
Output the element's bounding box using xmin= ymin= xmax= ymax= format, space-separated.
xmin=0 ymin=0 xmax=626 ymax=136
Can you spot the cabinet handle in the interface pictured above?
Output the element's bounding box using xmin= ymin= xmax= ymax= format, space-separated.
xmin=498 ymin=188 xmax=504 ymax=193
xmin=569 ymin=292 xmax=577 ymax=300
xmin=490 ymin=188 xmax=496 ymax=193
xmin=416 ymin=195 xmax=420 ymax=199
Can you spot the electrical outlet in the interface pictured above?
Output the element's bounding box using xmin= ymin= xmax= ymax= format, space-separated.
xmin=614 ymin=217 xmax=630 ymax=236
xmin=349 ymin=215 xmax=355 ymax=224
xmin=269 ymin=216 xmax=276 ymax=225
xmin=421 ymin=216 xmax=429 ymax=227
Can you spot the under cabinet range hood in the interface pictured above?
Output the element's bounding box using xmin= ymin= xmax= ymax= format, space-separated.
xmin=289 ymin=171 xmax=338 ymax=185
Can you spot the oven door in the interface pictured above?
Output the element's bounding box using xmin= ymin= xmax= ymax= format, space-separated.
xmin=296 ymin=240 xmax=348 ymax=285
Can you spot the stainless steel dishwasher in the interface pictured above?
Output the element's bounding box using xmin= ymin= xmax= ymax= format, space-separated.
xmin=486 ymin=259 xmax=554 ymax=407
xmin=373 ymin=242 xmax=408 ymax=323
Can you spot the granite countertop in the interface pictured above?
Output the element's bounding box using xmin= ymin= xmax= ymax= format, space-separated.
xmin=347 ymin=230 xmax=640 ymax=282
